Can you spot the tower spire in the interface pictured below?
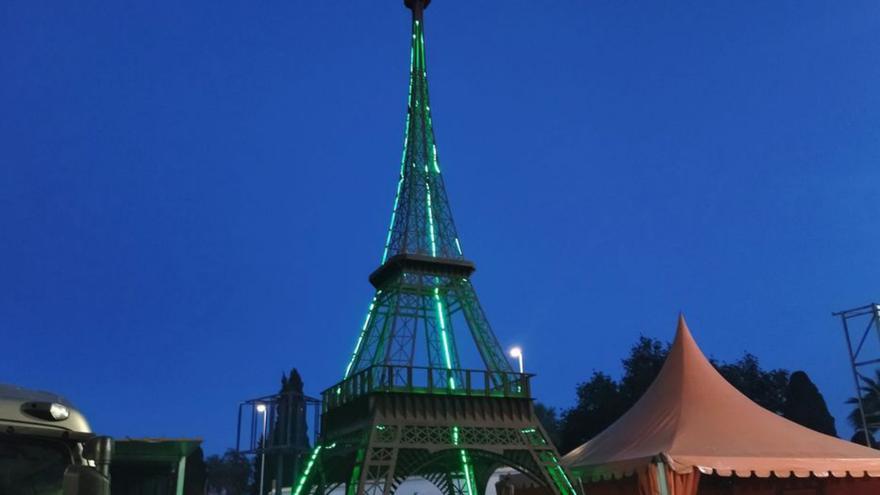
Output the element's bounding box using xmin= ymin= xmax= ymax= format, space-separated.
xmin=341 ymin=0 xmax=513 ymax=382
xmin=404 ymin=0 xmax=429 ymax=20
xmin=381 ymin=0 xmax=461 ymax=264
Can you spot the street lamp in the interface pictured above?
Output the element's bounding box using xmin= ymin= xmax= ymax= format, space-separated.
xmin=256 ymin=403 xmax=268 ymax=495
xmin=509 ymin=346 xmax=524 ymax=374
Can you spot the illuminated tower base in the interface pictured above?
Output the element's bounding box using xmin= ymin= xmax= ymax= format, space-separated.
xmin=292 ymin=367 xmax=575 ymax=495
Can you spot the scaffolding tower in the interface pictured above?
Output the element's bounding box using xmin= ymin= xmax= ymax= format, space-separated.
xmin=237 ymin=391 xmax=322 ymax=493
xmin=833 ymin=303 xmax=880 ymax=447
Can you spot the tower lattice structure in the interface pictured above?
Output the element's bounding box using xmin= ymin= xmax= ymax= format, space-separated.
xmin=292 ymin=2 xmax=577 ymax=495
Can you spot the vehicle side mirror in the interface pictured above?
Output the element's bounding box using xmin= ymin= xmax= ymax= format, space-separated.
xmin=82 ymin=436 xmax=113 ymax=478
xmin=62 ymin=464 xmax=111 ymax=495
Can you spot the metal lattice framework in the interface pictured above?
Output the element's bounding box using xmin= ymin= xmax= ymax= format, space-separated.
xmin=833 ymin=303 xmax=880 ymax=447
xmin=292 ymin=2 xmax=577 ymax=495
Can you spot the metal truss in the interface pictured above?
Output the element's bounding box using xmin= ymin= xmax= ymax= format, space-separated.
xmin=236 ymin=391 xmax=321 ymax=455
xmin=236 ymin=391 xmax=322 ymax=491
xmin=382 ymin=11 xmax=463 ymax=263
xmin=347 ymin=274 xmax=511 ymax=382
xmin=833 ymin=303 xmax=880 ymax=446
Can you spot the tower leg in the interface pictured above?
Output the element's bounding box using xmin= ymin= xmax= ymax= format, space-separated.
xmin=353 ymin=446 xmax=399 ymax=495
xmin=347 ymin=424 xmax=401 ymax=495
xmin=529 ymin=450 xmax=578 ymax=495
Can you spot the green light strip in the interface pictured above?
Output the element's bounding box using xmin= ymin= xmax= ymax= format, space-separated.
xmin=432 ymin=144 xmax=440 ymax=173
xmin=547 ymin=453 xmax=577 ymax=495
xmin=451 ymin=427 xmax=475 ymax=495
xmin=382 ymin=173 xmax=404 ymax=263
xmin=434 ymin=287 xmax=455 ymax=389
xmin=292 ymin=445 xmax=323 ymax=495
xmin=454 ymin=237 xmax=462 ymax=255
xmin=460 ymin=450 xmax=475 ymax=495
xmin=426 ymin=182 xmax=437 ymax=257
xmin=347 ymin=445 xmax=367 ymax=495
xmin=344 ymin=295 xmax=379 ymax=378
xmin=382 ymin=18 xmax=420 ymax=264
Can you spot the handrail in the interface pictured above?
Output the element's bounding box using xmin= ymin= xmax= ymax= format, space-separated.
xmin=321 ymin=365 xmax=533 ymax=412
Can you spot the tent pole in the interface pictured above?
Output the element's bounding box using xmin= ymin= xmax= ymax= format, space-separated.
xmin=655 ymin=460 xmax=669 ymax=495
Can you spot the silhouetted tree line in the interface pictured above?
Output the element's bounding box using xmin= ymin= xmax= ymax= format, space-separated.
xmin=535 ymin=336 xmax=839 ymax=454
xmin=205 ymin=449 xmax=253 ymax=495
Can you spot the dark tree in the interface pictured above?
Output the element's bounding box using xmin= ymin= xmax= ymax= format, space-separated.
xmin=782 ymin=371 xmax=837 ymax=436
xmin=206 ymin=449 xmax=253 ymax=495
xmin=618 ymin=336 xmax=669 ymax=405
xmin=846 ymin=369 xmax=880 ymax=446
xmin=264 ymin=368 xmax=311 ymax=493
xmin=851 ymin=431 xmax=877 ymax=447
xmin=534 ymin=402 xmax=562 ymax=448
xmin=559 ymin=372 xmax=623 ymax=453
xmin=716 ymin=353 xmax=789 ymax=414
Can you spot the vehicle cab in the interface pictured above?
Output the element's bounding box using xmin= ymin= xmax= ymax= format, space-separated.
xmin=0 ymin=384 xmax=112 ymax=495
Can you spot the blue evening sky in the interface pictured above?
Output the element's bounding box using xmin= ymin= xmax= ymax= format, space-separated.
xmin=2 ymin=1 xmax=879 ymax=452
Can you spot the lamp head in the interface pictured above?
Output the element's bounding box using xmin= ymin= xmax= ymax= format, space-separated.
xmin=256 ymin=403 xmax=267 ymax=413
xmin=509 ymin=346 xmax=522 ymax=358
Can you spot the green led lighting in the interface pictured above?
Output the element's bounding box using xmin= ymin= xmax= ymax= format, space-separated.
xmin=382 ymin=175 xmax=404 ymax=263
xmin=382 ymin=14 xmax=419 ymax=264
xmin=434 ymin=287 xmax=455 ymax=388
xmin=292 ymin=445 xmax=323 ymax=495
xmin=454 ymin=237 xmax=462 ymax=255
xmin=440 ymin=332 xmax=454 ymax=385
xmin=426 ymin=182 xmax=437 ymax=257
xmin=460 ymin=449 xmax=475 ymax=495
xmin=435 ymin=301 xmax=446 ymax=329
xmin=344 ymin=295 xmax=379 ymax=378
xmin=540 ymin=452 xmax=577 ymax=495
xmin=347 ymin=447 xmax=367 ymax=495
xmin=450 ymin=426 xmax=475 ymax=495
xmin=432 ymin=144 xmax=440 ymax=173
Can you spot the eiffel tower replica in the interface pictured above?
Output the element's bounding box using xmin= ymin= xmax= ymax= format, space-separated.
xmin=291 ymin=2 xmax=577 ymax=495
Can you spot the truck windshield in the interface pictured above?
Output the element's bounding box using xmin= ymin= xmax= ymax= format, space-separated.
xmin=0 ymin=437 xmax=71 ymax=495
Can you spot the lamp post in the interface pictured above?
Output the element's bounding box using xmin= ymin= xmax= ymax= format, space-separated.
xmin=256 ymin=403 xmax=268 ymax=495
xmin=509 ymin=346 xmax=524 ymax=374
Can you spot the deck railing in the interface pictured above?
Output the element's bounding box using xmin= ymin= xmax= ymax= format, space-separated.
xmin=321 ymin=365 xmax=532 ymax=412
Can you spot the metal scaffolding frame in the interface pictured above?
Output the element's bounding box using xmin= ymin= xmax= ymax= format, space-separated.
xmin=236 ymin=391 xmax=322 ymax=493
xmin=833 ymin=303 xmax=880 ymax=447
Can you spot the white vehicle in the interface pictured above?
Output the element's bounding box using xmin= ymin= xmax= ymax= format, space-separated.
xmin=0 ymin=384 xmax=112 ymax=495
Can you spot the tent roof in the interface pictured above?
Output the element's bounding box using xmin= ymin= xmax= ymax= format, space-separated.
xmin=562 ymin=315 xmax=880 ymax=480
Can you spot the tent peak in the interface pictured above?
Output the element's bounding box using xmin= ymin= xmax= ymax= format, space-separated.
xmin=676 ymin=313 xmax=691 ymax=340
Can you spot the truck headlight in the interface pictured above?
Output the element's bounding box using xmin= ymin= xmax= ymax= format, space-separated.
xmin=22 ymin=401 xmax=71 ymax=421
xmin=49 ymin=403 xmax=69 ymax=420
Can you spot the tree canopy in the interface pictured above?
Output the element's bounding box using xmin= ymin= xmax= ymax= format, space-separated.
xmin=846 ymin=369 xmax=880 ymax=446
xmin=782 ymin=370 xmax=837 ymax=437
xmin=205 ymin=449 xmax=253 ymax=495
